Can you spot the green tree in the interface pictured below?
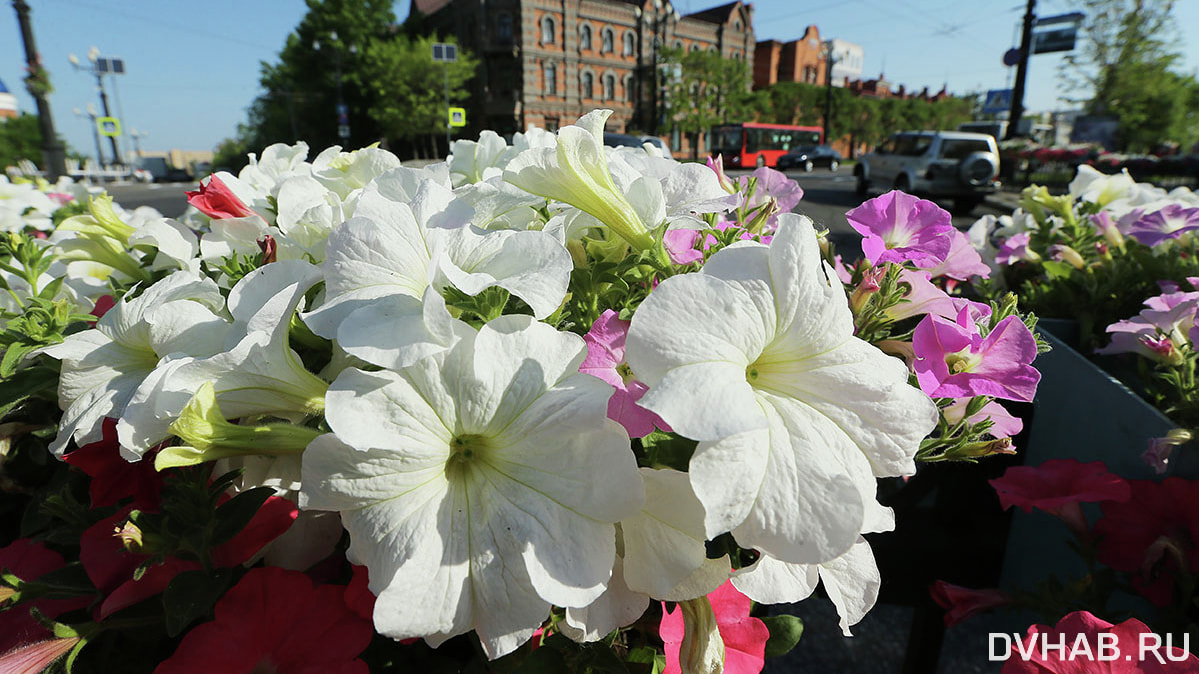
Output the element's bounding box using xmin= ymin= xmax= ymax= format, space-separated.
xmin=1061 ymin=0 xmax=1198 ymax=152
xmin=360 ymin=34 xmax=478 ymax=157
xmin=660 ymin=47 xmax=753 ymax=159
xmin=0 ymin=114 xmax=45 ymax=170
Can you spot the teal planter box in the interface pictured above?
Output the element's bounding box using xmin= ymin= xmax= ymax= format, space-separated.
xmin=1001 ymin=326 xmax=1193 ymax=593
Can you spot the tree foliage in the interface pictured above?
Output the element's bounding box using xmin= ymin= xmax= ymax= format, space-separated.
xmin=746 ymin=82 xmax=974 ymax=157
xmin=659 ymin=47 xmax=753 ymax=158
xmin=1061 ymin=0 xmax=1199 ymax=152
xmin=0 ymin=114 xmax=45 ymax=170
xmin=220 ymin=0 xmax=478 ymax=160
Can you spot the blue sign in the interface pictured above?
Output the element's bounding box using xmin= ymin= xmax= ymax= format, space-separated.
xmin=981 ymin=89 xmax=1012 ymax=115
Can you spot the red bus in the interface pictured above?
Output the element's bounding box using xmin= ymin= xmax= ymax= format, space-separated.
xmin=709 ymin=123 xmax=823 ymax=169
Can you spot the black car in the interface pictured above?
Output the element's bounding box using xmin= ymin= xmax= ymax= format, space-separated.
xmin=776 ymin=144 xmax=842 ymax=172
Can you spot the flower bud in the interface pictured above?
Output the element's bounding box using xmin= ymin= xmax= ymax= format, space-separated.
xmin=1048 ymin=244 xmax=1085 ymax=270
xmin=677 ymin=596 xmax=725 ymax=674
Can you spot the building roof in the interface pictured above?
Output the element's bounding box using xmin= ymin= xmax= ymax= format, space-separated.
xmin=410 ymin=0 xmax=453 ymax=17
xmin=0 ymin=78 xmax=9 ymax=94
xmin=684 ymin=1 xmax=741 ymax=24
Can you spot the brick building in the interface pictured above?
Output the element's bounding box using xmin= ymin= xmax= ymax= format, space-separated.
xmin=410 ymin=0 xmax=755 ymax=154
xmin=752 ymin=25 xmax=825 ymax=90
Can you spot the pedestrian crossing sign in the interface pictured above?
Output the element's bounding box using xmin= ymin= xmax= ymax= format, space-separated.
xmin=97 ymin=117 xmax=122 ymax=137
xmin=448 ymin=107 xmax=466 ymax=127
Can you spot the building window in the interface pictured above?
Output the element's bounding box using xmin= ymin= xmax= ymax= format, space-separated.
xmin=581 ymin=71 xmax=594 ymax=99
xmin=625 ymin=75 xmax=635 ymax=103
xmin=623 ymin=32 xmax=635 ymax=56
xmin=674 ymin=40 xmax=683 ymax=49
xmin=603 ymin=73 xmax=615 ymax=100
xmin=544 ymin=62 xmax=557 ymax=95
xmin=496 ymin=13 xmax=513 ymax=42
xmin=690 ymin=43 xmax=701 ymax=52
xmin=734 ymin=20 xmax=742 ymax=31
xmin=545 ymin=118 xmax=559 ymax=132
xmin=580 ymin=24 xmax=592 ymax=50
xmin=541 ymin=16 xmax=555 ymax=45
xmin=602 ymin=27 xmax=614 ymax=53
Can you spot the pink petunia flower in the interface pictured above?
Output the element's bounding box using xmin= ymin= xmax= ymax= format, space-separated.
xmin=581 ymin=310 xmax=671 ymax=438
xmin=706 ymin=155 xmax=737 ymax=194
xmin=1126 ymin=204 xmax=1199 ymax=247
xmin=663 ymin=228 xmax=705 ymax=265
xmin=883 ymin=268 xmax=958 ymax=322
xmin=995 ymin=232 xmax=1041 ymax=265
xmin=989 ymin=459 xmax=1130 ymax=537
xmin=846 ymin=190 xmax=954 ymax=267
xmin=912 ymin=308 xmax=1041 ymax=402
xmin=929 ymin=581 xmax=1010 ymax=627
xmin=924 ymin=227 xmax=992 ymax=281
xmin=154 ymin=567 xmax=373 ymax=674
xmin=1002 ymin=611 xmax=1198 ymax=673
xmin=941 ymin=398 xmax=1023 ymax=439
xmin=185 ymin=173 xmax=257 ymax=220
xmin=739 ymin=166 xmax=804 ymax=217
xmin=660 ymin=580 xmax=770 ymax=674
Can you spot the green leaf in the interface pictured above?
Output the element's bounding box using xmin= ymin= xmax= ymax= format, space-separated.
xmin=162 ymin=568 xmax=231 ymax=637
xmin=1041 ymin=260 xmax=1075 ymax=281
xmin=210 ymin=486 xmax=275 ymax=546
xmin=509 ymin=645 xmax=567 ymax=673
xmin=761 ymin=614 xmax=804 ymax=658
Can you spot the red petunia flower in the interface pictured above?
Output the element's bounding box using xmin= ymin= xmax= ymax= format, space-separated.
xmin=79 ymin=497 xmax=297 ymax=618
xmin=929 ymin=581 xmax=1010 ymax=627
xmin=185 ymin=173 xmax=257 ymax=220
xmin=989 ymin=459 xmax=1131 ymax=537
xmin=1002 ymin=610 xmax=1197 ymax=673
xmin=0 ymin=540 xmax=91 ymax=653
xmin=63 ymin=418 xmax=163 ymax=510
xmin=1094 ymin=478 xmax=1199 ymax=607
xmin=155 ymin=567 xmax=372 ymax=674
xmin=660 ymin=580 xmax=770 ymax=674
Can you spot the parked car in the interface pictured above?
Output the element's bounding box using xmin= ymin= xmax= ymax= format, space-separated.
xmin=603 ymin=133 xmax=672 ymax=158
xmin=855 ymin=130 xmax=1001 ymax=214
xmin=776 ymin=144 xmax=842 ymax=172
xmin=162 ymin=167 xmax=194 ymax=183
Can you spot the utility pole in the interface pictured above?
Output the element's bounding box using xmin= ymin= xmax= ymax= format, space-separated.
xmin=1007 ymin=0 xmax=1036 ymax=140
xmin=12 ymin=0 xmax=67 ymax=180
xmin=432 ymin=42 xmax=458 ymax=156
xmin=69 ymin=50 xmax=122 ymax=166
xmin=823 ymin=42 xmax=837 ymax=145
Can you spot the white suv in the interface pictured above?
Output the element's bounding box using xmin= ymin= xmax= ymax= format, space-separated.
xmin=855 ymin=131 xmax=1000 ymax=214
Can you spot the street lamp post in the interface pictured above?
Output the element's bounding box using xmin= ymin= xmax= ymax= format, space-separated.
xmin=68 ymin=48 xmax=122 ymax=167
xmin=314 ymin=32 xmax=356 ymax=146
xmin=73 ymin=104 xmax=104 ymax=176
xmin=432 ymin=43 xmax=458 ymax=154
xmin=12 ymin=0 xmax=67 ymax=180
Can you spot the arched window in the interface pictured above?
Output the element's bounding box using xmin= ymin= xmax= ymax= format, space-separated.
xmin=603 ymin=73 xmax=615 ymax=100
xmin=581 ymin=71 xmax=594 ymax=99
xmin=602 ymin=27 xmax=614 ymax=53
xmin=580 ymin=24 xmax=592 ymax=50
xmin=734 ymin=20 xmax=742 ymax=31
xmin=496 ymin=13 xmax=513 ymax=42
xmin=625 ymin=75 xmax=635 ymax=103
xmin=541 ymin=16 xmax=555 ymax=45
xmin=690 ymin=43 xmax=702 ymax=52
xmin=622 ymin=31 xmax=635 ymax=56
xmin=674 ymin=40 xmax=683 ymax=49
xmin=544 ymin=62 xmax=557 ymax=94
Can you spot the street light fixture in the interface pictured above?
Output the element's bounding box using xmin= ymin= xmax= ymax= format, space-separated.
xmin=432 ymin=42 xmax=458 ymax=153
xmin=68 ymin=48 xmax=124 ymax=166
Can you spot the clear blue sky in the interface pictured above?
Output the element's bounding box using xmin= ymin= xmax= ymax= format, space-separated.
xmin=3 ymin=0 xmax=1197 ymax=159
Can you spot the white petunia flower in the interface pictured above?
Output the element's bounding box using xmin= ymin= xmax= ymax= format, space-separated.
xmin=448 ymin=131 xmax=519 ymax=186
xmin=117 ymin=260 xmax=327 ymax=457
xmin=300 ymin=316 xmax=644 ymax=658
xmin=41 ymin=271 xmax=228 ymax=455
xmin=625 ymin=213 xmax=937 ymax=566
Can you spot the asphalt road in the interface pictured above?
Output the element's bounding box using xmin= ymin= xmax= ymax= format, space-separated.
xmin=106 ymin=168 xmax=1004 ymax=262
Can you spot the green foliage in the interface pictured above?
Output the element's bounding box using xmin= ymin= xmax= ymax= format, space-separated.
xmin=761 ymin=614 xmax=804 ymax=658
xmin=660 ymin=48 xmax=754 ymax=158
xmin=0 ymin=113 xmax=47 ymax=170
xmin=1061 ymin=0 xmax=1199 ymax=152
xmin=360 ymin=33 xmax=478 ymax=143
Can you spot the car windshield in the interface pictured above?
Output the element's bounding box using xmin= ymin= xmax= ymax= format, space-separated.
xmin=939 ymin=139 xmax=992 ymax=160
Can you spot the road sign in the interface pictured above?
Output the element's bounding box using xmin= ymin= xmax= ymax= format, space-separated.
xmin=96 ymin=116 xmax=122 ymax=137
xmin=432 ymin=43 xmax=458 ymax=63
xmin=1003 ymin=48 xmax=1021 ymax=67
xmin=981 ymin=89 xmax=1012 ymax=115
xmin=95 ymin=57 xmax=125 ymax=75
xmin=1035 ymin=12 xmax=1084 ymax=26
xmin=448 ymin=107 xmax=466 ymax=127
xmin=1033 ymin=26 xmax=1077 ymax=54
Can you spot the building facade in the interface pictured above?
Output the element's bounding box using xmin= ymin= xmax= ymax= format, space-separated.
xmin=824 ymin=38 xmax=863 ymax=87
xmin=411 ymin=0 xmax=754 ymax=152
xmin=752 ymin=25 xmax=825 ymax=90
xmin=0 ymin=79 xmax=18 ymax=119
